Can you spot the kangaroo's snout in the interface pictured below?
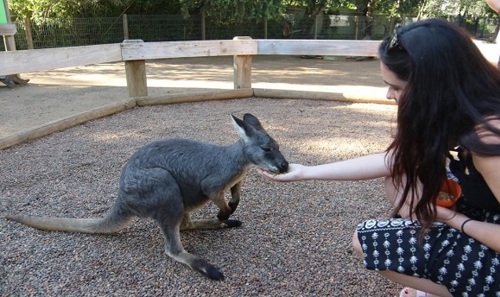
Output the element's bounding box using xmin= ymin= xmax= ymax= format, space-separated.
xmin=263 ymin=154 xmax=289 ymax=174
xmin=278 ymin=159 xmax=289 ymax=173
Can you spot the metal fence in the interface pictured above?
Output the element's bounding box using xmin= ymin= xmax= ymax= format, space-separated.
xmin=2 ymin=14 xmax=498 ymax=51
xmin=5 ymin=14 xmax=279 ymax=50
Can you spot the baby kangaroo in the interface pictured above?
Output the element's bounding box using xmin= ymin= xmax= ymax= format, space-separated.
xmin=6 ymin=113 xmax=289 ymax=280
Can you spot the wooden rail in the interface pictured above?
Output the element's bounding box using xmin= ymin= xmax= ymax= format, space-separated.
xmin=0 ymin=38 xmax=382 ymax=97
xmin=0 ymin=43 xmax=122 ymax=75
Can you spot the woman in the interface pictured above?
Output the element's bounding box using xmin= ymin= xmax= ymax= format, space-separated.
xmin=259 ymin=19 xmax=500 ymax=297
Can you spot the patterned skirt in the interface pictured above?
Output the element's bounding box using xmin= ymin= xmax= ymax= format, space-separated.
xmin=357 ymin=202 xmax=500 ymax=297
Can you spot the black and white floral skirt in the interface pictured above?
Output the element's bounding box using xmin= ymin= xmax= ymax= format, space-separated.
xmin=357 ymin=202 xmax=500 ymax=297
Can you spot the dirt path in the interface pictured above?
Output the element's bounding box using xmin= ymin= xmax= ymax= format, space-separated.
xmin=0 ymin=56 xmax=387 ymax=140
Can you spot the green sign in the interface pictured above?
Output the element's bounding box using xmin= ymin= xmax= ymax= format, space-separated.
xmin=0 ymin=1 xmax=7 ymax=24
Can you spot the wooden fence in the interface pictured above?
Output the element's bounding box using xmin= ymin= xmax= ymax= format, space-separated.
xmin=1 ymin=37 xmax=497 ymax=96
xmin=0 ymin=38 xmax=383 ymax=95
xmin=0 ymin=37 xmax=497 ymax=149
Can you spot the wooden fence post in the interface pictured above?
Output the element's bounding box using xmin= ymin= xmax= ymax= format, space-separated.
xmin=264 ymin=18 xmax=268 ymax=39
xmin=123 ymin=40 xmax=147 ymax=97
xmin=125 ymin=60 xmax=147 ymax=97
xmin=233 ymin=36 xmax=253 ymax=89
xmin=123 ymin=14 xmax=129 ymax=40
xmin=201 ymin=12 xmax=206 ymax=40
xmin=0 ymin=0 xmax=29 ymax=87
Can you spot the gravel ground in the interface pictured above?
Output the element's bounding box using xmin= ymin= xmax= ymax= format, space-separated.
xmin=1 ymin=97 xmax=399 ymax=296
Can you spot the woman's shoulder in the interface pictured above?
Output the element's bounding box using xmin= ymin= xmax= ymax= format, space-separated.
xmin=475 ymin=116 xmax=500 ymax=145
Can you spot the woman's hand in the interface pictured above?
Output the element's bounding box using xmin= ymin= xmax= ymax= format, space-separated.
xmin=257 ymin=163 xmax=307 ymax=182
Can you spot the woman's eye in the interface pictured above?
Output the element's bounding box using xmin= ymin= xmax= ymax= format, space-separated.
xmin=262 ymin=147 xmax=272 ymax=152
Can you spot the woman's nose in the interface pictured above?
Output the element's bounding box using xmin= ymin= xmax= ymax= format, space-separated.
xmin=386 ymin=89 xmax=394 ymax=100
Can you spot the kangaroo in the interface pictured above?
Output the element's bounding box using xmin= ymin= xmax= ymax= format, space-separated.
xmin=6 ymin=113 xmax=289 ymax=281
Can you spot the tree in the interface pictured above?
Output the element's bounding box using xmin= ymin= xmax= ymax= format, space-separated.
xmin=8 ymin=0 xmax=498 ymax=40
xmin=179 ymin=0 xmax=286 ymax=24
xmin=284 ymin=0 xmax=329 ymax=37
xmin=9 ymin=0 xmax=182 ymax=23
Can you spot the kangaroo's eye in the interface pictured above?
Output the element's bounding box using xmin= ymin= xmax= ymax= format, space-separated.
xmin=262 ymin=147 xmax=272 ymax=152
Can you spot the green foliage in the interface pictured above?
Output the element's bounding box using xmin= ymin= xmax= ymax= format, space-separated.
xmin=415 ymin=0 xmax=496 ymax=19
xmin=7 ymin=0 xmax=500 ymax=29
xmin=9 ymin=0 xmax=182 ymax=22
xmin=180 ymin=0 xmax=286 ymax=24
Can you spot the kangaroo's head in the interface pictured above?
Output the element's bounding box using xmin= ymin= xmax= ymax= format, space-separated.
xmin=231 ymin=113 xmax=289 ymax=174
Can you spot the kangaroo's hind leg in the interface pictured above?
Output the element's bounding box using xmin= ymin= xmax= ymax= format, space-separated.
xmin=122 ymin=167 xmax=226 ymax=280
xmin=143 ymin=174 xmax=225 ymax=280
xmin=156 ymin=209 xmax=226 ymax=280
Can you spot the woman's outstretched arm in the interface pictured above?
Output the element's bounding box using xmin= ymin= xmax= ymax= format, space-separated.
xmin=258 ymin=152 xmax=392 ymax=182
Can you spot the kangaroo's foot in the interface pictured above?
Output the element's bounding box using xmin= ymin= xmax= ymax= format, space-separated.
xmin=190 ymin=257 xmax=225 ymax=280
xmin=167 ymin=249 xmax=225 ymax=280
xmin=159 ymin=215 xmax=228 ymax=280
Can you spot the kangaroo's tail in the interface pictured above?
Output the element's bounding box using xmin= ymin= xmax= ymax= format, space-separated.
xmin=5 ymin=203 xmax=134 ymax=234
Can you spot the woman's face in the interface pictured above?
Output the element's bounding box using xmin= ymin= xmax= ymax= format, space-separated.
xmin=380 ymin=62 xmax=408 ymax=103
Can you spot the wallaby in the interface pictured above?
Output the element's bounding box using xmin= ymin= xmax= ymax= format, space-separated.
xmin=6 ymin=113 xmax=289 ymax=281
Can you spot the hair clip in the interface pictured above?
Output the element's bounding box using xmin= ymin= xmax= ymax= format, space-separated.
xmin=387 ymin=24 xmax=403 ymax=51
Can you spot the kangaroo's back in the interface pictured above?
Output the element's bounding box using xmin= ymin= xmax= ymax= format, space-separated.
xmin=123 ymin=138 xmax=244 ymax=184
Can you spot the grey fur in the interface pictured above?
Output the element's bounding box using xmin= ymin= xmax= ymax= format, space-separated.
xmin=6 ymin=113 xmax=288 ymax=281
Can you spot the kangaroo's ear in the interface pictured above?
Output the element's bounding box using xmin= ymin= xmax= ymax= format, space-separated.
xmin=243 ymin=113 xmax=265 ymax=131
xmin=231 ymin=114 xmax=251 ymax=142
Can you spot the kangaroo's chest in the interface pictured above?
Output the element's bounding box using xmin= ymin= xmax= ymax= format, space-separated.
xmin=223 ymin=167 xmax=250 ymax=192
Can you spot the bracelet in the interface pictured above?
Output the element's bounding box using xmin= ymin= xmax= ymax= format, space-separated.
xmin=461 ymin=218 xmax=473 ymax=234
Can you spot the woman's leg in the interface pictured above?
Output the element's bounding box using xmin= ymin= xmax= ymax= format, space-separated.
xmin=352 ymin=231 xmax=452 ymax=297
xmin=352 ymin=177 xmax=451 ymax=297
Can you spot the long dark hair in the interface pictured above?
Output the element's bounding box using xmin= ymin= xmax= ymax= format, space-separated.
xmin=379 ymin=19 xmax=500 ymax=232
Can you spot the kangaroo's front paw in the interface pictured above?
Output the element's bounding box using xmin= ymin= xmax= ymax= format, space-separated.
xmin=228 ymin=201 xmax=239 ymax=212
xmin=217 ymin=211 xmax=230 ymax=221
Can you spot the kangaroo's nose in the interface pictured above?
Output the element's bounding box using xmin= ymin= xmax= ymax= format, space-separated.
xmin=279 ymin=160 xmax=289 ymax=173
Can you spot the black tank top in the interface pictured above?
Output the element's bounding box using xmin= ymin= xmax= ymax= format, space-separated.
xmin=449 ymin=147 xmax=500 ymax=211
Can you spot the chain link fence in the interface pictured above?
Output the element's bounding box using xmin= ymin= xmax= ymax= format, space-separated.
xmin=2 ymin=14 xmax=498 ymax=51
